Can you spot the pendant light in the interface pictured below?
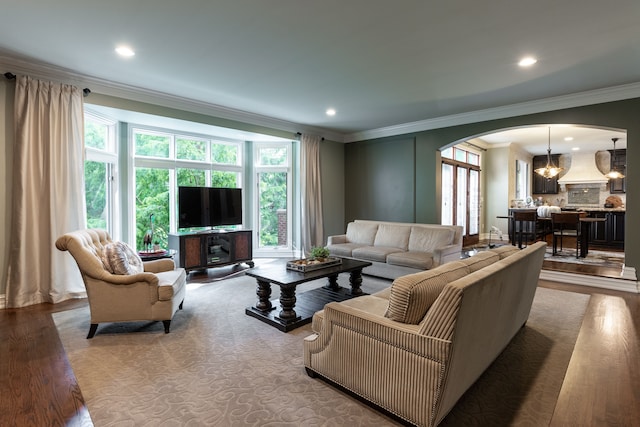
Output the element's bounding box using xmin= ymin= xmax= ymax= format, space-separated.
xmin=534 ymin=127 xmax=563 ymax=178
xmin=605 ymin=137 xmax=625 ymax=179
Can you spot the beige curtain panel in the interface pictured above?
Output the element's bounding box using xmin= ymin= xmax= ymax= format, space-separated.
xmin=300 ymin=134 xmax=324 ymax=254
xmin=6 ymin=75 xmax=87 ymax=307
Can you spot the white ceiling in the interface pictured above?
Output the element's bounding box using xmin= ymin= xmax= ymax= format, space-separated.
xmin=1 ymin=0 xmax=639 ymax=149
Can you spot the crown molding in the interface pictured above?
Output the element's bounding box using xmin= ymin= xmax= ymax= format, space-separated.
xmin=0 ymin=53 xmax=344 ymax=142
xmin=4 ymin=51 xmax=640 ymax=145
xmin=344 ymin=82 xmax=640 ymax=143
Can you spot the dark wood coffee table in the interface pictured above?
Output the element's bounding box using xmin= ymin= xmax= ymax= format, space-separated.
xmin=244 ymin=258 xmax=372 ymax=332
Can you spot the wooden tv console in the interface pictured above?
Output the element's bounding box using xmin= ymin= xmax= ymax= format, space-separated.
xmin=168 ymin=229 xmax=254 ymax=273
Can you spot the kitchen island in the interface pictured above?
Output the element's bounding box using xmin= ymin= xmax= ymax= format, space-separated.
xmin=506 ymin=207 xmax=625 ymax=251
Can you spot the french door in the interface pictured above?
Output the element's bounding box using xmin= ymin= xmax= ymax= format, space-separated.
xmin=442 ymin=156 xmax=480 ymax=247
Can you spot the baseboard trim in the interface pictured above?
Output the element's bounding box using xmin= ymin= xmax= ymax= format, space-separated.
xmin=540 ymin=269 xmax=639 ymax=293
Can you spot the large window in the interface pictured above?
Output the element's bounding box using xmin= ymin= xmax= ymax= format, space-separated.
xmin=132 ymin=128 xmax=243 ymax=250
xmin=441 ymin=146 xmax=481 ymax=247
xmin=254 ymin=143 xmax=292 ymax=254
xmin=84 ymin=113 xmax=117 ymax=235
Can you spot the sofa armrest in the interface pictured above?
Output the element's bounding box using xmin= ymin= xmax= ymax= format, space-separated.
xmin=305 ymin=301 xmax=450 ymax=363
xmin=304 ymin=302 xmax=451 ymax=427
xmin=327 ymin=234 xmax=348 ymax=245
xmin=432 ymin=243 xmax=462 ymax=267
xmin=143 ymin=258 xmax=176 ymax=273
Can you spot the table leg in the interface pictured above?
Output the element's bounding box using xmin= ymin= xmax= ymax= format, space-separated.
xmin=254 ymin=279 xmax=273 ymax=312
xmin=349 ymin=269 xmax=364 ymax=296
xmin=580 ymin=222 xmax=590 ymax=258
xmin=324 ymin=273 xmax=341 ymax=291
xmin=276 ymin=283 xmax=300 ymax=322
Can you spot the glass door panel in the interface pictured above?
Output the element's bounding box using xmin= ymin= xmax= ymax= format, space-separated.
xmin=457 ymin=167 xmax=468 ymax=235
xmin=442 ymin=163 xmax=454 ymax=226
xmin=469 ymin=169 xmax=479 ymax=235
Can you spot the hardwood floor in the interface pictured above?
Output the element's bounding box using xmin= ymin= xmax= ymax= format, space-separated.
xmin=1 ymin=271 xmax=638 ymax=426
xmin=0 ymin=298 xmax=90 ymax=426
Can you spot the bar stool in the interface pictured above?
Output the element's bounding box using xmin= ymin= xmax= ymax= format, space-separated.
xmin=551 ymin=212 xmax=581 ymax=257
xmin=512 ymin=210 xmax=538 ymax=249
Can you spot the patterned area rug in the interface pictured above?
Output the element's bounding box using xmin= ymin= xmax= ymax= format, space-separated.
xmin=543 ymin=247 xmax=625 ymax=266
xmin=53 ymin=275 xmax=589 ymax=426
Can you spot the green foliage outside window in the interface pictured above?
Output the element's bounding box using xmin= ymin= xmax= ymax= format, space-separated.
xmin=259 ymin=171 xmax=287 ymax=246
xmin=135 ymin=132 xmax=170 ymax=158
xmin=85 ymin=161 xmax=107 ymax=229
xmin=177 ymin=137 xmax=206 ymax=161
xmin=212 ymin=142 xmax=238 ymax=164
xmin=259 ymin=147 xmax=287 ymax=166
xmin=85 ymin=120 xmax=107 ymax=150
xmin=136 ymin=168 xmax=169 ymax=250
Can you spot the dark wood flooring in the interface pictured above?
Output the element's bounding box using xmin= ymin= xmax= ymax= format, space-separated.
xmin=1 ymin=263 xmax=638 ymax=426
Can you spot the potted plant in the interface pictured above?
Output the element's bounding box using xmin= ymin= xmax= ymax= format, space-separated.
xmin=287 ymin=246 xmax=340 ymax=271
xmin=309 ymin=246 xmax=330 ymax=261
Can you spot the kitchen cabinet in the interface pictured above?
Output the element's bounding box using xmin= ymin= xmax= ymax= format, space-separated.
xmin=532 ymin=154 xmax=560 ymax=194
xmin=609 ymin=149 xmax=626 ymax=194
xmin=587 ymin=211 xmax=624 ymax=249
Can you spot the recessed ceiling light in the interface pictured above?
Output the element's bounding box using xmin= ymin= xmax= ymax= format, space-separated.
xmin=518 ymin=56 xmax=537 ymax=67
xmin=115 ymin=46 xmax=135 ymax=57
xmin=572 ymin=147 xmax=580 ymax=151
xmin=564 ymin=136 xmax=574 ymax=141
xmin=326 ymin=108 xmax=336 ymax=116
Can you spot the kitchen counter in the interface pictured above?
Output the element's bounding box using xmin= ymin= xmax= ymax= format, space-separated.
xmin=572 ymin=207 xmax=626 ymax=212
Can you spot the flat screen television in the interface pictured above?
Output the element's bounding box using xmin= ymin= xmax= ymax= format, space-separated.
xmin=178 ymin=186 xmax=242 ymax=229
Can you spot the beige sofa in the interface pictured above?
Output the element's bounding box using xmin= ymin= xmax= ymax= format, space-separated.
xmin=304 ymin=241 xmax=546 ymax=427
xmin=56 ymin=229 xmax=187 ymax=338
xmin=326 ymin=220 xmax=463 ymax=279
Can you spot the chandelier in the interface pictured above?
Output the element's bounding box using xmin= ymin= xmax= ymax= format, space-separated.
xmin=534 ymin=127 xmax=563 ymax=178
xmin=605 ymin=137 xmax=625 ymax=179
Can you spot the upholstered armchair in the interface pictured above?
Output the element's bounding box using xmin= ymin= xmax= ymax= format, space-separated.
xmin=55 ymin=229 xmax=186 ymax=338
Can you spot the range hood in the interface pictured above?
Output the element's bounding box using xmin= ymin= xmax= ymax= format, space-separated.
xmin=557 ymin=151 xmax=609 ymax=190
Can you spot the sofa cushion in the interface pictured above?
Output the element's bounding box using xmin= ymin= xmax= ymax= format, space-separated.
xmin=372 ymin=287 xmax=392 ymax=299
xmin=373 ymin=224 xmax=411 ymax=250
xmin=327 ymin=243 xmax=368 ymax=257
xmin=101 ymin=241 xmax=144 ymax=275
xmin=408 ymin=226 xmax=454 ymax=252
xmin=386 ymin=261 xmax=469 ymax=324
xmin=346 ymin=222 xmax=379 ymax=245
xmin=156 ymin=269 xmax=187 ymax=301
xmin=386 ymin=251 xmax=434 ymax=270
xmin=490 ymin=245 xmax=522 ymax=259
xmin=461 ymin=251 xmax=500 ymax=272
xmin=312 ymin=295 xmax=390 ymax=334
xmin=352 ymin=246 xmax=404 ymax=263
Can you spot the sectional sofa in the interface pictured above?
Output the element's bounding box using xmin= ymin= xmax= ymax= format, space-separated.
xmin=304 ymin=241 xmax=546 ymax=427
xmin=326 ymin=220 xmax=463 ymax=279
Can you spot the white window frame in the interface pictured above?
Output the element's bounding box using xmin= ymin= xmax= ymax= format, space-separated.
xmin=253 ymin=141 xmax=293 ymax=257
xmin=128 ymin=126 xmax=245 ymax=245
xmin=84 ymin=112 xmax=119 ymax=237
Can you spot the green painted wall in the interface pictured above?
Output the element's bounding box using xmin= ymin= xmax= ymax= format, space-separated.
xmin=345 ymin=136 xmax=416 ymax=222
xmin=320 ymin=140 xmax=346 ymax=242
xmin=345 ymin=98 xmax=639 ymax=275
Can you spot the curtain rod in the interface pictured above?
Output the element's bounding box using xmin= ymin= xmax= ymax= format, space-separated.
xmin=296 ymin=132 xmax=324 ymax=141
xmin=4 ymin=71 xmax=91 ymax=97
